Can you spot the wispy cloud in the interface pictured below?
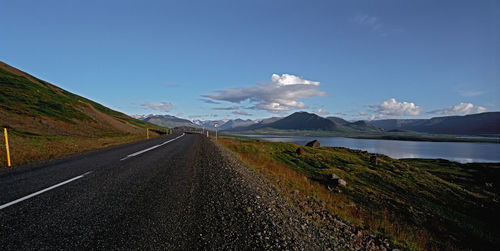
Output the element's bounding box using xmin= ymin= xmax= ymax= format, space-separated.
xmin=203 ymin=73 xmax=327 ymax=114
xmin=165 ymin=83 xmax=180 ymax=88
xmin=428 ymin=103 xmax=486 ymax=115
xmin=370 ymin=98 xmax=422 ymax=119
xmin=352 ymin=14 xmax=387 ymax=36
xmin=141 ymin=102 xmax=174 ymax=112
xmin=312 ymin=108 xmax=329 ymax=116
xmin=213 ymin=106 xmax=239 ymax=111
xmin=200 ymin=99 xmax=221 ymax=104
xmin=232 ymin=110 xmax=252 ymax=116
xmin=188 ymin=114 xmax=219 ymax=120
xmin=459 ymin=90 xmax=485 ymax=97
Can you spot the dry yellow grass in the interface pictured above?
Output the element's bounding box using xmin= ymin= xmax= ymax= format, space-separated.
xmin=0 ymin=131 xmax=162 ymax=168
xmin=219 ymin=138 xmax=433 ymax=250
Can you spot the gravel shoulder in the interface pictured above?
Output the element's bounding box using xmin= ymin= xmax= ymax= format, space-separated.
xmin=193 ymin=136 xmax=336 ymax=250
xmin=208 ymin=136 xmax=398 ymax=251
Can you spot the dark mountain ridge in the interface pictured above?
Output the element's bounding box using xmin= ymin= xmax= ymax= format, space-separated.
xmin=265 ymin=112 xmax=346 ymax=131
xmin=326 ymin=116 xmax=350 ymax=125
xmin=370 ymin=112 xmax=500 ymax=135
xmin=223 ymin=111 xmax=499 ymax=137
xmin=227 ymin=112 xmax=379 ymax=132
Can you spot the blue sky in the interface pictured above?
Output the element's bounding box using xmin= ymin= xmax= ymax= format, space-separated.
xmin=2 ymin=0 xmax=498 ymax=121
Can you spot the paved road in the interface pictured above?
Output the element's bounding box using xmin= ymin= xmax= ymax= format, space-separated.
xmin=0 ymin=133 xmax=330 ymax=250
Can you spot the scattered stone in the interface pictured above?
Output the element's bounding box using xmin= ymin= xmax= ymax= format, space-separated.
xmin=338 ymin=179 xmax=347 ymax=186
xmin=331 ymin=173 xmax=347 ymax=186
xmin=370 ymin=155 xmax=378 ymax=166
xmin=306 ymin=140 xmax=320 ymax=148
xmin=296 ymin=147 xmax=304 ymax=155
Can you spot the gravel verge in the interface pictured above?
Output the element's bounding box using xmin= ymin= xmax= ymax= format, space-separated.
xmin=207 ymin=137 xmax=398 ymax=250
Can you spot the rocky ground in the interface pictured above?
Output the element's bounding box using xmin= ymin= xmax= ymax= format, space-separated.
xmin=208 ymin=137 xmax=398 ymax=250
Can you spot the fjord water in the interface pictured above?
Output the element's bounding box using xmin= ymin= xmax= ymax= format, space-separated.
xmin=245 ymin=135 xmax=500 ymax=163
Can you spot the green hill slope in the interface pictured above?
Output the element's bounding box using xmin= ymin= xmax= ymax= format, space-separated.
xmin=0 ymin=61 xmax=163 ymax=167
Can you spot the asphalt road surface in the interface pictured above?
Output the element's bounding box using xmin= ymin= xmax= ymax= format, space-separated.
xmin=0 ymin=133 xmax=331 ymax=250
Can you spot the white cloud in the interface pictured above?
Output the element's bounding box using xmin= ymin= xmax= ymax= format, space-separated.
xmin=232 ymin=110 xmax=252 ymax=116
xmin=428 ymin=103 xmax=487 ymax=115
xmin=270 ymin=73 xmax=320 ymax=86
xmin=370 ymin=98 xmax=422 ymax=119
xmin=203 ymin=74 xmax=327 ymax=114
xmin=313 ymin=108 xmax=330 ymax=116
xmin=141 ymin=102 xmax=174 ymax=112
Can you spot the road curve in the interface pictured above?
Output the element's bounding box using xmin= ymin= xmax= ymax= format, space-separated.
xmin=0 ymin=133 xmax=331 ymax=250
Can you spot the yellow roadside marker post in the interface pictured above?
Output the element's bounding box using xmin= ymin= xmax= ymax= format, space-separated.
xmin=206 ymin=131 xmax=209 ymax=138
xmin=4 ymin=128 xmax=11 ymax=167
xmin=214 ymin=123 xmax=218 ymax=141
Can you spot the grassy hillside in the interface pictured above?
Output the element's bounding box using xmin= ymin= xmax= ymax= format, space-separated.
xmin=0 ymin=62 xmax=164 ymax=167
xmin=219 ymin=136 xmax=500 ymax=250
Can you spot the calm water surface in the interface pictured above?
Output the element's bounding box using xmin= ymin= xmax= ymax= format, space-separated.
xmin=243 ymin=135 xmax=500 ymax=163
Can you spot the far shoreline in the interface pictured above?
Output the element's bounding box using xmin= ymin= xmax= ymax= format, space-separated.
xmin=221 ymin=133 xmax=500 ymax=164
xmin=225 ymin=130 xmax=500 ymax=144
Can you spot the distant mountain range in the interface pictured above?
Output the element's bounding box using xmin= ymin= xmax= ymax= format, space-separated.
xmin=370 ymin=112 xmax=500 ymax=135
xmin=136 ymin=111 xmax=500 ymax=136
xmin=228 ymin=112 xmax=381 ymax=133
xmin=192 ymin=119 xmax=228 ymax=129
xmin=132 ymin=114 xmax=199 ymax=128
xmin=217 ymin=119 xmax=258 ymax=130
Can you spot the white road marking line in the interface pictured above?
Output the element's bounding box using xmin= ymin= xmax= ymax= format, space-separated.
xmin=120 ymin=133 xmax=185 ymax=161
xmin=0 ymin=171 xmax=92 ymax=210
